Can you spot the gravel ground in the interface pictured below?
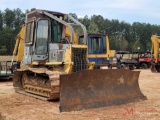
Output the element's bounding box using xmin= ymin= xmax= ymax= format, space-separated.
xmin=0 ymin=69 xmax=160 ymax=120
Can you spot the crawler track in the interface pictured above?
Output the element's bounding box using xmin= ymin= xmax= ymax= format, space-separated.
xmin=13 ymin=68 xmax=65 ymax=101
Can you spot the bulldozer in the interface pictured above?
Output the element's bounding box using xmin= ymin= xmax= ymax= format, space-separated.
xmin=12 ymin=9 xmax=146 ymax=112
xmin=79 ymin=34 xmax=117 ymax=69
xmin=81 ymin=34 xmax=136 ymax=70
xmin=150 ymin=35 xmax=160 ymax=72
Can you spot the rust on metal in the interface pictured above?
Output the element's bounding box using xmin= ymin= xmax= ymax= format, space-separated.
xmin=59 ymin=69 xmax=147 ymax=112
xmin=58 ymin=44 xmax=63 ymax=50
xmin=13 ymin=68 xmax=65 ymax=100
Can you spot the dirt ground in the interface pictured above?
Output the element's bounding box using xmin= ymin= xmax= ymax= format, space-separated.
xmin=0 ymin=56 xmax=16 ymax=62
xmin=0 ymin=69 xmax=160 ymax=120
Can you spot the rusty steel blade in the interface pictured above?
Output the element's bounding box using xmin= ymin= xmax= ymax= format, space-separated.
xmin=59 ymin=69 xmax=147 ymax=112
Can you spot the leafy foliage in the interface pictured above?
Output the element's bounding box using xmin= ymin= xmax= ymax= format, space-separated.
xmin=0 ymin=45 xmax=7 ymax=55
xmin=0 ymin=8 xmax=160 ymax=55
xmin=88 ymin=21 xmax=99 ymax=33
xmin=0 ymin=8 xmax=31 ymax=55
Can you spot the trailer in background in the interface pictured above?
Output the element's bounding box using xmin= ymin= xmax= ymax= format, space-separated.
xmin=0 ymin=61 xmax=16 ymax=80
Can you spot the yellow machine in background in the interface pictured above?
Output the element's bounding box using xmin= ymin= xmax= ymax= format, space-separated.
xmin=67 ymin=30 xmax=117 ymax=69
xmin=150 ymin=35 xmax=160 ymax=72
xmin=12 ymin=24 xmax=25 ymax=62
xmin=81 ymin=34 xmax=117 ymax=69
xmin=12 ymin=9 xmax=146 ymax=112
xmin=10 ymin=24 xmax=25 ymax=72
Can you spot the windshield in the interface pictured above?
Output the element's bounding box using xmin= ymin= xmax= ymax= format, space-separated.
xmin=35 ymin=20 xmax=48 ymax=55
xmin=132 ymin=53 xmax=139 ymax=58
xmin=51 ymin=20 xmax=63 ymax=43
xmin=88 ymin=36 xmax=106 ymax=54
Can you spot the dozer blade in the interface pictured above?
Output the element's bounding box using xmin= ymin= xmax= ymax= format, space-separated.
xmin=59 ymin=69 xmax=147 ymax=112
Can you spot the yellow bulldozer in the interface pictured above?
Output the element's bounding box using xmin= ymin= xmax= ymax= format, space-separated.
xmin=79 ymin=33 xmax=117 ymax=69
xmin=11 ymin=9 xmax=146 ymax=112
xmin=150 ymin=35 xmax=160 ymax=72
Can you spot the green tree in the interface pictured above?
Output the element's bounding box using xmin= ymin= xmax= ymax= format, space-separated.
xmin=0 ymin=10 xmax=3 ymax=31
xmin=90 ymin=15 xmax=105 ymax=33
xmin=88 ymin=21 xmax=99 ymax=33
xmin=79 ymin=15 xmax=90 ymax=30
xmin=0 ymin=8 xmax=160 ymax=54
xmin=3 ymin=8 xmax=15 ymax=28
xmin=0 ymin=10 xmax=3 ymax=48
xmin=0 ymin=8 xmax=25 ymax=55
xmin=69 ymin=13 xmax=78 ymax=20
xmin=14 ymin=8 xmax=25 ymax=33
xmin=121 ymin=38 xmax=129 ymax=51
xmin=0 ymin=45 xmax=7 ymax=55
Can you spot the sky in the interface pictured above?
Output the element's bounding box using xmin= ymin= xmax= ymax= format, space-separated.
xmin=0 ymin=0 xmax=160 ymax=25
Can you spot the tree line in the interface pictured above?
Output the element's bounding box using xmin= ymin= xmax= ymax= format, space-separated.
xmin=0 ymin=8 xmax=160 ymax=55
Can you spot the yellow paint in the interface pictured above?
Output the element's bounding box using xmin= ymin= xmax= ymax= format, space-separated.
xmin=63 ymin=45 xmax=73 ymax=73
xmin=13 ymin=20 xmax=94 ymax=72
xmin=65 ymin=26 xmax=78 ymax=44
xmin=88 ymin=35 xmax=116 ymax=59
xmin=151 ymin=35 xmax=160 ymax=62
xmin=88 ymin=62 xmax=95 ymax=69
xmin=13 ymin=24 xmax=25 ymax=62
xmin=45 ymin=62 xmax=64 ymax=65
xmin=72 ymin=44 xmax=87 ymax=48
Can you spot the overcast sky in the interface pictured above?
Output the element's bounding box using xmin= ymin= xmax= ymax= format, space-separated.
xmin=1 ymin=0 xmax=160 ymax=25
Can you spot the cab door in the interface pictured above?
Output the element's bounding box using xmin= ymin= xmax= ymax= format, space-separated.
xmin=32 ymin=19 xmax=49 ymax=61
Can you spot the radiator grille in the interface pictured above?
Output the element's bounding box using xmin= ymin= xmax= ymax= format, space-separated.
xmin=72 ymin=48 xmax=87 ymax=72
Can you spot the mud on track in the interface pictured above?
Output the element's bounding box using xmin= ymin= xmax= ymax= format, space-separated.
xmin=0 ymin=69 xmax=160 ymax=120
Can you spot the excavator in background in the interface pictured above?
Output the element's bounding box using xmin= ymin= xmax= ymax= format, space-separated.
xmin=11 ymin=24 xmax=25 ymax=73
xmin=150 ymin=35 xmax=160 ymax=72
xmin=11 ymin=9 xmax=146 ymax=112
xmin=79 ymin=34 xmax=117 ymax=69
